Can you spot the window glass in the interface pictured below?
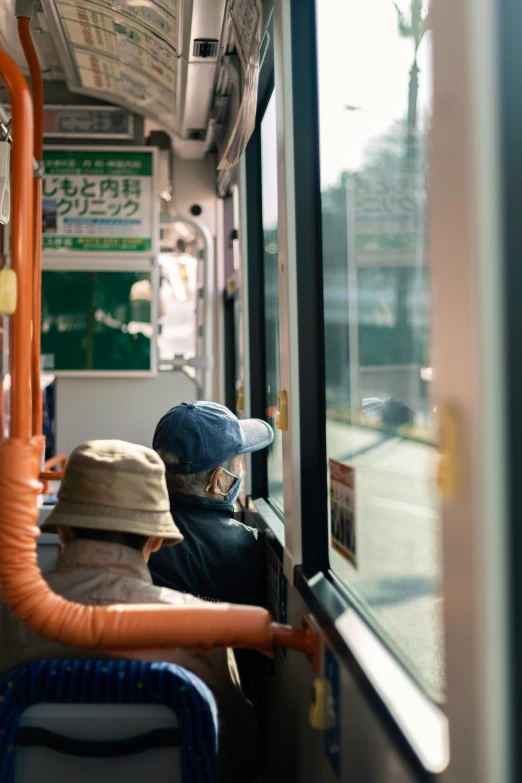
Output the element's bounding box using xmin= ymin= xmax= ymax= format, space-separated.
xmin=317 ymin=0 xmax=443 ymax=697
xmin=260 ymin=92 xmax=284 ymax=511
xmin=158 ymin=248 xmax=198 ymax=365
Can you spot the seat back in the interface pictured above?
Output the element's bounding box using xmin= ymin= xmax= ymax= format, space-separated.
xmin=0 ymin=659 xmax=218 ymax=783
xmin=14 ymin=704 xmax=180 ymax=783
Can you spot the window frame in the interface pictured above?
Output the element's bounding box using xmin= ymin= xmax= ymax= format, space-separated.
xmin=305 ymin=0 xmax=445 ymax=706
xmin=243 ymin=0 xmax=451 ymax=776
xmin=222 ymin=193 xmax=240 ymax=415
xmin=280 ymin=0 xmax=329 ymax=574
xmin=224 ymin=285 xmax=239 ymax=414
xmin=245 ymin=124 xmax=269 ymax=501
xmin=244 ymin=11 xmax=282 ymax=507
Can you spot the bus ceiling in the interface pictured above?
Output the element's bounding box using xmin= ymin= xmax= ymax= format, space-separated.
xmin=0 ymin=0 xmax=234 ymax=160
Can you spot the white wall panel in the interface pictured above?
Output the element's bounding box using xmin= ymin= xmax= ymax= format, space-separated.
xmin=55 ymin=371 xmax=197 ymax=453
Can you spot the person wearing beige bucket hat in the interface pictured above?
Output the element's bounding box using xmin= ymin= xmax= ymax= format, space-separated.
xmin=40 ymin=439 xmax=184 ymax=549
xmin=0 ymin=439 xmax=260 ymax=783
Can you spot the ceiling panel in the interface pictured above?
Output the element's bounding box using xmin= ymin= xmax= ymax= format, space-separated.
xmin=0 ymin=0 xmax=63 ymax=79
xmin=41 ymin=0 xmax=178 ymax=132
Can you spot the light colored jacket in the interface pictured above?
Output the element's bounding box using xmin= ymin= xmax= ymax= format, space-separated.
xmin=0 ymin=539 xmax=259 ymax=782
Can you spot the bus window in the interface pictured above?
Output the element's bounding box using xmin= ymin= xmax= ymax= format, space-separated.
xmin=261 ymin=91 xmax=284 ymax=512
xmin=158 ymin=224 xmax=199 ymax=370
xmin=316 ymin=0 xmax=442 ymax=697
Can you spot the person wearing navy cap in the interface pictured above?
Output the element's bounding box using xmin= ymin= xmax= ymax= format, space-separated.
xmin=148 ymin=401 xmax=274 ymax=608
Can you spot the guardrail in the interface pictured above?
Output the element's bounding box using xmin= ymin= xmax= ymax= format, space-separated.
xmin=39 ymin=452 xmax=66 ymax=494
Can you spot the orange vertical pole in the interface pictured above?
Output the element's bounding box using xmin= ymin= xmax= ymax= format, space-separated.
xmin=18 ymin=14 xmax=42 ymax=436
xmin=0 ymin=317 xmax=4 ymax=443
xmin=0 ymin=224 xmax=5 ymax=443
xmin=0 ymin=50 xmax=33 ymax=440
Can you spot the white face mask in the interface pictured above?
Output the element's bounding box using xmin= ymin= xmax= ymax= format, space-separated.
xmin=206 ymin=466 xmax=243 ymax=503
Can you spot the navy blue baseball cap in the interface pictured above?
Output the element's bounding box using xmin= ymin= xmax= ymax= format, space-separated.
xmin=152 ymin=401 xmax=274 ymax=474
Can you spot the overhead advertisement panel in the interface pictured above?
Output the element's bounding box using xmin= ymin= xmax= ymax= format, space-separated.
xmin=44 ymin=0 xmax=177 ymax=132
xmin=42 ymin=147 xmax=154 ymax=253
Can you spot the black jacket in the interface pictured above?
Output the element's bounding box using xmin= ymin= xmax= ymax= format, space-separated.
xmin=148 ymin=494 xmax=264 ymax=607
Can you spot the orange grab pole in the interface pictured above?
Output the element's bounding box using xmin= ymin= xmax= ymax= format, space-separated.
xmin=17 ymin=14 xmax=43 ymax=437
xmin=0 ymin=317 xmax=4 ymax=444
xmin=0 ymin=225 xmax=5 ymax=443
xmin=0 ymin=48 xmax=32 ymax=440
xmin=0 ymin=50 xmax=318 ymax=666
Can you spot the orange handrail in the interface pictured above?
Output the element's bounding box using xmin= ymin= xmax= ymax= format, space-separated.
xmin=39 ymin=452 xmax=66 ymax=492
xmin=0 ymin=44 xmax=319 ymax=668
xmin=39 ymin=470 xmax=63 ymax=482
xmin=17 ymin=13 xmax=43 ymax=437
xmin=0 ymin=438 xmax=317 ymax=657
xmin=44 ymin=453 xmax=67 ymax=472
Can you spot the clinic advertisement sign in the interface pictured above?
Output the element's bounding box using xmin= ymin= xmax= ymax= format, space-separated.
xmin=42 ymin=148 xmax=154 ymax=253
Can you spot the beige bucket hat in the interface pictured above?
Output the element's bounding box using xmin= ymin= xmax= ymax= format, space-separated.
xmin=41 ymin=440 xmax=183 ymax=546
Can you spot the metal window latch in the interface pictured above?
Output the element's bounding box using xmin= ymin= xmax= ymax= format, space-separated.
xmin=236 ymin=386 xmax=244 ymax=413
xmin=437 ymin=403 xmax=461 ymax=502
xmin=276 ymin=390 xmax=288 ymax=431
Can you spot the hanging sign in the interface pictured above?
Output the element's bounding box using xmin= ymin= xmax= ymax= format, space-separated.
xmin=218 ymin=0 xmax=262 ymax=169
xmin=229 ymin=0 xmax=262 ymax=73
xmin=329 ymin=459 xmax=357 ymax=567
xmin=42 ymin=148 xmax=154 ymax=253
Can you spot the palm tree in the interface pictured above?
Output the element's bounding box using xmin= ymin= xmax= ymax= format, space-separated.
xmin=393 ymin=0 xmax=431 ymax=149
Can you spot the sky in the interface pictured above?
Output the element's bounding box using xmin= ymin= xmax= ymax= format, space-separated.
xmin=260 ymin=0 xmax=433 ymax=227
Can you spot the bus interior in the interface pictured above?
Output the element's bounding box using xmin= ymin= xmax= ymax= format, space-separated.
xmin=0 ymin=0 xmax=520 ymax=781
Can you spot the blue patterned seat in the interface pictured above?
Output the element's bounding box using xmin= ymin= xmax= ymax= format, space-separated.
xmin=0 ymin=659 xmax=218 ymax=783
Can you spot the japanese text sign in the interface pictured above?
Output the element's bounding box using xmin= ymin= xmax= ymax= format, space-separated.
xmin=42 ymin=148 xmax=154 ymax=253
xmin=353 ymin=171 xmax=422 ymax=253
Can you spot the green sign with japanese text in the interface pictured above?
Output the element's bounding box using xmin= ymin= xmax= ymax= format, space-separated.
xmin=42 ymin=149 xmax=154 ymax=253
